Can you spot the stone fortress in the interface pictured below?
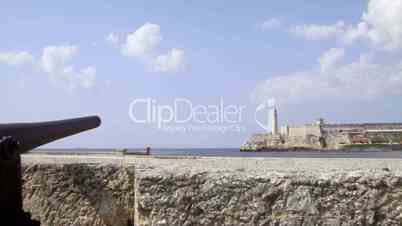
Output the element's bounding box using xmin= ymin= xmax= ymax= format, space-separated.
xmin=242 ymin=107 xmax=402 ymax=150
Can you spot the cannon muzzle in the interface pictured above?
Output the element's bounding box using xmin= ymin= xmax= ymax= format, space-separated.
xmin=0 ymin=116 xmax=101 ymax=154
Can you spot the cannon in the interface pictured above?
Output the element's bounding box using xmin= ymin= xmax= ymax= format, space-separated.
xmin=0 ymin=116 xmax=101 ymax=225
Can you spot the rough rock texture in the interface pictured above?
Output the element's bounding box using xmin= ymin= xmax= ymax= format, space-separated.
xmin=22 ymin=155 xmax=402 ymax=226
xmin=136 ymin=170 xmax=402 ymax=226
xmin=22 ymin=163 xmax=135 ymax=226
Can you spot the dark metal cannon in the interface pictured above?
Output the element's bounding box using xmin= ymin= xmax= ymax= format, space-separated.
xmin=0 ymin=116 xmax=101 ymax=225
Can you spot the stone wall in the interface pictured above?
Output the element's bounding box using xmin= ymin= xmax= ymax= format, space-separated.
xmin=248 ymin=133 xmax=267 ymax=147
xmin=322 ymin=130 xmax=351 ymax=149
xmin=22 ymin=162 xmax=135 ymax=226
xmin=287 ymin=126 xmax=306 ymax=138
xmin=287 ymin=125 xmax=321 ymax=138
xmin=136 ymin=169 xmax=402 ymax=226
xmin=367 ymin=132 xmax=402 ymax=144
xmin=22 ymin=155 xmax=402 ymax=226
xmin=323 ymin=123 xmax=402 ymax=132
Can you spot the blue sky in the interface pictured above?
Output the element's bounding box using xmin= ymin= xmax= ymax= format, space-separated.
xmin=1 ymin=0 xmax=402 ymax=148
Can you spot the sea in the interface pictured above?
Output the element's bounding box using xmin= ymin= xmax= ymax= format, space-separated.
xmin=35 ymin=148 xmax=402 ymax=159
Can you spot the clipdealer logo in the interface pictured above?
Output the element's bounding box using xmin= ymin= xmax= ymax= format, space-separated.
xmin=254 ymin=98 xmax=276 ymax=131
xmin=128 ymin=98 xmax=247 ymax=133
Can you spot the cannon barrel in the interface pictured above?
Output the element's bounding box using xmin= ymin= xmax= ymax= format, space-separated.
xmin=0 ymin=116 xmax=101 ymax=154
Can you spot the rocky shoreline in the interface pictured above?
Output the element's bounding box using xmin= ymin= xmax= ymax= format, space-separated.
xmin=22 ymin=154 xmax=402 ymax=226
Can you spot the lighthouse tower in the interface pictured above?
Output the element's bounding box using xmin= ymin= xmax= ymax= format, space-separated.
xmin=271 ymin=107 xmax=278 ymax=135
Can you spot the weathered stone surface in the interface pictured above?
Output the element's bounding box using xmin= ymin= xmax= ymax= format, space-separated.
xmin=135 ymin=170 xmax=402 ymax=226
xmin=22 ymin=163 xmax=135 ymax=226
xmin=21 ymin=155 xmax=402 ymax=226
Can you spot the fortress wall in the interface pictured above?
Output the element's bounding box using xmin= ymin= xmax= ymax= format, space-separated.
xmin=278 ymin=125 xmax=322 ymax=148
xmin=322 ymin=131 xmax=351 ymax=148
xmin=322 ymin=124 xmax=402 ymax=146
xmin=367 ymin=132 xmax=402 ymax=144
xmin=322 ymin=125 xmax=365 ymax=132
xmin=323 ymin=123 xmax=402 ymax=132
xmin=247 ymin=134 xmax=267 ymax=147
xmin=285 ymin=135 xmax=317 ymax=148
xmin=364 ymin=124 xmax=402 ymax=130
xmin=288 ymin=126 xmax=307 ymax=137
xmin=21 ymin=155 xmax=402 ymax=226
xmin=245 ymin=121 xmax=402 ymax=149
xmin=288 ymin=125 xmax=321 ymax=138
xmin=305 ymin=125 xmax=321 ymax=137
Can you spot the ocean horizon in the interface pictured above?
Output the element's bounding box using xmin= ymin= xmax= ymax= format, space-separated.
xmin=34 ymin=148 xmax=402 ymax=159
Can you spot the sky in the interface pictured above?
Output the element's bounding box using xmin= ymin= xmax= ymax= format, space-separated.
xmin=1 ymin=0 xmax=402 ymax=148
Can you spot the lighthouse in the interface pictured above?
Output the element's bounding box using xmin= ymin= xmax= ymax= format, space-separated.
xmin=271 ymin=107 xmax=278 ymax=135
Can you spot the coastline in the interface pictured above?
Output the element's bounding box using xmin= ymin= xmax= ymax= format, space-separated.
xmin=29 ymin=148 xmax=402 ymax=159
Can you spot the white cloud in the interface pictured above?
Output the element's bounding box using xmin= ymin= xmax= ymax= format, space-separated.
xmin=0 ymin=45 xmax=96 ymax=89
xmin=152 ymin=48 xmax=186 ymax=73
xmin=121 ymin=23 xmax=162 ymax=57
xmin=252 ymin=49 xmax=402 ymax=104
xmin=78 ymin=66 xmax=97 ymax=88
xmin=41 ymin=45 xmax=78 ymax=73
xmin=39 ymin=45 xmax=96 ymax=89
xmin=0 ymin=51 xmax=34 ymax=67
xmin=318 ymin=48 xmax=345 ymax=72
xmin=290 ymin=0 xmax=402 ymax=51
xmin=255 ymin=0 xmax=402 ymax=108
xmin=359 ymin=0 xmax=402 ymax=50
xmin=259 ymin=18 xmax=282 ymax=30
xmin=289 ymin=21 xmax=346 ymax=41
xmin=118 ymin=22 xmax=187 ymax=74
xmin=105 ymin=32 xmax=119 ymax=45
xmin=341 ymin=22 xmax=369 ymax=44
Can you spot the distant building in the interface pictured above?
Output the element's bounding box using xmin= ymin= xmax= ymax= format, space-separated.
xmin=243 ymin=107 xmax=402 ymax=150
xmin=271 ymin=107 xmax=278 ymax=135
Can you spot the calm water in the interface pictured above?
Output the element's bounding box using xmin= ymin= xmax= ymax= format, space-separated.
xmin=36 ymin=148 xmax=402 ymax=159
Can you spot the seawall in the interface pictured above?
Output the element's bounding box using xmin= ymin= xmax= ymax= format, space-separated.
xmin=22 ymin=154 xmax=402 ymax=226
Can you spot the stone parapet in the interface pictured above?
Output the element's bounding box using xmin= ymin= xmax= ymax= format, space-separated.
xmin=22 ymin=154 xmax=402 ymax=226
